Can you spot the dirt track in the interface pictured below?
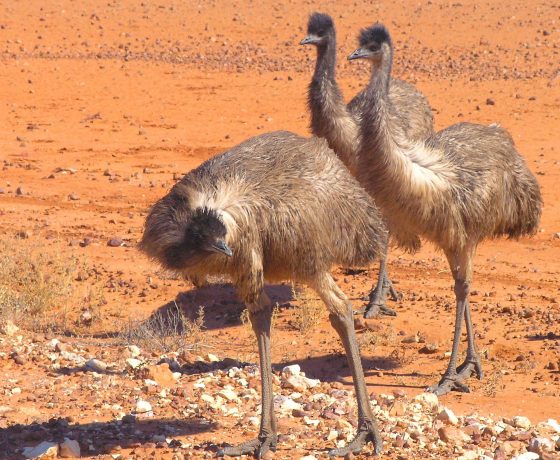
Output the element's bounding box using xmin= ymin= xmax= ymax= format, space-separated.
xmin=1 ymin=0 xmax=559 ymax=458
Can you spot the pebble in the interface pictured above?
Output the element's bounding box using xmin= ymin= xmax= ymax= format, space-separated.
xmin=436 ymin=407 xmax=459 ymax=425
xmin=146 ymin=363 xmax=176 ymax=387
xmin=59 ymin=438 xmax=81 ymax=458
xmin=414 ymin=392 xmax=439 ymax=410
xmin=85 ymin=359 xmax=107 ymax=373
xmin=438 ymin=426 xmax=471 ymax=444
xmin=22 ymin=441 xmax=58 ymax=459
xmin=126 ymin=358 xmax=143 ymax=369
xmin=511 ymin=453 xmax=539 ymax=460
xmin=135 ymin=399 xmax=153 ymax=415
xmin=511 ymin=415 xmax=532 ymax=430
xmin=107 ymin=237 xmax=124 ymax=247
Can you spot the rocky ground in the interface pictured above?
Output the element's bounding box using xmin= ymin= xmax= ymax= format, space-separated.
xmin=1 ymin=0 xmax=560 ymax=459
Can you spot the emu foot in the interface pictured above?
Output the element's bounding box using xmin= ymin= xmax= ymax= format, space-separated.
xmin=457 ymin=355 xmax=484 ymax=380
xmin=363 ymin=301 xmax=397 ymax=318
xmin=218 ymin=434 xmax=277 ymax=458
xmin=328 ymin=421 xmax=382 ymax=457
xmin=428 ymin=373 xmax=471 ymax=396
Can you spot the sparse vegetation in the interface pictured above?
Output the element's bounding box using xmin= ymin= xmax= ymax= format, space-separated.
xmin=120 ymin=302 xmax=205 ymax=354
xmin=291 ymin=284 xmax=324 ymax=333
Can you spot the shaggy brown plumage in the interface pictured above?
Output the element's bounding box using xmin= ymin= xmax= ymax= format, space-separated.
xmin=301 ymin=12 xmax=434 ymax=317
xmin=349 ymin=24 xmax=543 ymax=395
xmin=140 ymin=131 xmax=387 ymax=457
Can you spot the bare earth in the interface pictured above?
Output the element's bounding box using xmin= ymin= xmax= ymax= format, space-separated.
xmin=1 ymin=0 xmax=559 ymax=459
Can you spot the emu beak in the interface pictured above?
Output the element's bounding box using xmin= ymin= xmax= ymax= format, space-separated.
xmin=300 ymin=35 xmax=320 ymax=45
xmin=348 ymin=47 xmax=368 ymax=60
xmin=212 ymin=239 xmax=233 ymax=257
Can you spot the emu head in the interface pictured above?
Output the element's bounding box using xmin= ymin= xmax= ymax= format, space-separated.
xmin=300 ymin=12 xmax=334 ymax=46
xmin=348 ymin=23 xmax=392 ymax=62
xmin=141 ymin=198 xmax=232 ymax=271
xmin=183 ymin=207 xmax=232 ymax=259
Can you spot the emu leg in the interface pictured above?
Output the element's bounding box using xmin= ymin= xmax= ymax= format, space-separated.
xmin=313 ymin=273 xmax=382 ymax=457
xmin=456 ymin=302 xmax=483 ymax=380
xmin=428 ymin=279 xmax=472 ymax=395
xmin=363 ymin=241 xmax=399 ymax=318
xmin=219 ymin=300 xmax=277 ymax=458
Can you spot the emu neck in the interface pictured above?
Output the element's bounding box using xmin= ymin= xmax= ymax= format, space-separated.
xmin=313 ymin=35 xmax=337 ymax=82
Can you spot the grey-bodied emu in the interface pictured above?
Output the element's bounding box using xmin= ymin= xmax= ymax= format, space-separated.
xmin=140 ymin=131 xmax=388 ymax=457
xmin=301 ymin=12 xmax=434 ymax=318
xmin=348 ymin=25 xmax=542 ymax=395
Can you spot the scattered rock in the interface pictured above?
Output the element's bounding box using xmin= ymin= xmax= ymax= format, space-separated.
xmin=438 ymin=426 xmax=471 ymax=444
xmin=511 ymin=453 xmax=539 ymax=460
xmin=419 ymin=342 xmax=439 ymax=354
xmin=126 ymin=358 xmax=143 ymax=370
xmin=486 ymin=98 xmax=495 ymax=105
xmin=135 ymin=399 xmax=153 ymax=415
xmin=59 ymin=438 xmax=80 ymax=458
xmin=414 ymin=392 xmax=439 ymax=410
xmin=510 ymin=415 xmax=532 ymax=430
xmin=436 ymin=407 xmax=459 ymax=425
xmin=145 ymin=364 xmax=175 ymax=387
xmin=85 ymin=359 xmax=107 ymax=373
xmin=107 ymin=237 xmax=124 ymax=247
xmin=22 ymin=441 xmax=58 ymax=459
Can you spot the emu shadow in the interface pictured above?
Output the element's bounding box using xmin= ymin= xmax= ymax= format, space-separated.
xmin=154 ymin=282 xmax=294 ymax=332
xmin=0 ymin=416 xmax=216 ymax=459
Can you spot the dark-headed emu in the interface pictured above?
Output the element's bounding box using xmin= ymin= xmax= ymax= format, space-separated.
xmin=140 ymin=131 xmax=388 ymax=457
xmin=301 ymin=12 xmax=434 ymax=318
xmin=348 ymin=24 xmax=542 ymax=395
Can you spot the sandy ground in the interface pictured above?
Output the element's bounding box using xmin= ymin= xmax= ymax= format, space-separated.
xmin=1 ymin=0 xmax=559 ymax=458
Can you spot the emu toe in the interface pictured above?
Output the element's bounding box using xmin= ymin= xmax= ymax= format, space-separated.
xmin=457 ymin=355 xmax=484 ymax=380
xmin=328 ymin=421 xmax=382 ymax=457
xmin=363 ymin=301 xmax=397 ymax=318
xmin=427 ymin=374 xmax=471 ymax=396
xmin=218 ymin=435 xmax=277 ymax=458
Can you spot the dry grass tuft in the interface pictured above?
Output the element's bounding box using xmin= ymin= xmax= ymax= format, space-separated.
xmin=120 ymin=302 xmax=205 ymax=354
xmin=291 ymin=284 xmax=324 ymax=333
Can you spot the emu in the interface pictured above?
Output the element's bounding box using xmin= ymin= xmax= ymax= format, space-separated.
xmin=140 ymin=131 xmax=387 ymax=457
xmin=347 ymin=24 xmax=542 ymax=394
xmin=301 ymin=12 xmax=434 ymax=318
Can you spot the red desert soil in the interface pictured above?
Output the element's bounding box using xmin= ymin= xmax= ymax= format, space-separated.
xmin=1 ymin=0 xmax=559 ymax=459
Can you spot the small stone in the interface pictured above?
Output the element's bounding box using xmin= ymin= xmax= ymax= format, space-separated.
xmin=436 ymin=407 xmax=459 ymax=425
xmin=486 ymin=98 xmax=495 ymax=105
xmin=22 ymin=441 xmax=58 ymax=459
xmin=16 ymin=186 xmax=25 ymax=196
xmin=529 ymin=437 xmax=555 ymax=453
xmin=206 ymin=353 xmax=220 ymax=362
xmin=127 ymin=345 xmax=141 ymax=357
xmin=0 ymin=320 xmax=19 ymax=336
xmin=146 ymin=364 xmax=175 ymax=387
xmin=511 ymin=453 xmax=539 ymax=460
xmin=126 ymin=358 xmax=143 ymax=370
xmin=80 ymin=310 xmax=93 ymax=325
xmin=414 ymin=392 xmax=439 ymax=410
xmin=107 ymin=237 xmax=124 ymax=247
xmin=218 ymin=388 xmax=239 ymax=402
xmin=85 ymin=359 xmax=107 ymax=373
xmin=68 ymin=193 xmax=80 ymax=201
xmin=282 ymin=364 xmax=301 ymax=377
xmin=419 ymin=342 xmax=439 ymax=354
xmin=511 ymin=415 xmax=531 ymax=430
xmin=59 ymin=438 xmax=81 ymax=458
xmin=135 ymin=399 xmax=153 ymax=414
xmin=438 ymin=426 xmax=471 ymax=444
xmin=389 ymin=400 xmax=406 ymax=416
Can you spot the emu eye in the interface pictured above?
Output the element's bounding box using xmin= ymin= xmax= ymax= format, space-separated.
xmin=369 ymin=43 xmax=380 ymax=52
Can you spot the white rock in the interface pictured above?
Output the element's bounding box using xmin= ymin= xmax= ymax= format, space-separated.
xmin=529 ymin=436 xmax=555 ymax=453
xmin=303 ymin=416 xmax=320 ymax=427
xmin=457 ymin=451 xmax=479 ymax=460
xmin=22 ymin=441 xmax=58 ymax=459
xmin=59 ymin=438 xmax=80 ymax=458
xmin=135 ymin=399 xmax=152 ymax=414
xmin=206 ymin=353 xmax=220 ymax=362
xmin=127 ymin=345 xmax=141 ymax=357
xmin=126 ymin=358 xmax=143 ymax=369
xmin=512 ymin=453 xmax=539 ymax=460
xmin=218 ymin=388 xmax=239 ymax=402
xmin=436 ymin=407 xmax=459 ymax=425
xmin=282 ymin=364 xmax=301 ymax=377
xmin=414 ymin=392 xmax=439 ymax=410
xmin=283 ymin=375 xmax=311 ymax=392
xmin=300 ymin=456 xmax=317 ymax=460
xmin=327 ymin=430 xmax=338 ymax=441
xmin=0 ymin=320 xmax=19 ymax=337
xmin=546 ymin=418 xmax=560 ymax=433
xmin=85 ymin=358 xmax=107 ymax=372
xmin=512 ymin=415 xmax=532 ymax=430
xmin=274 ymin=395 xmax=302 ymax=414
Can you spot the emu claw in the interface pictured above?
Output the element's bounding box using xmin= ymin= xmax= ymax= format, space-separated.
xmin=328 ymin=421 xmax=382 ymax=457
xmin=428 ymin=374 xmax=471 ymax=396
xmin=363 ymin=302 xmax=397 ymax=318
xmin=457 ymin=356 xmax=484 ymax=380
xmin=218 ymin=435 xmax=277 ymax=458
